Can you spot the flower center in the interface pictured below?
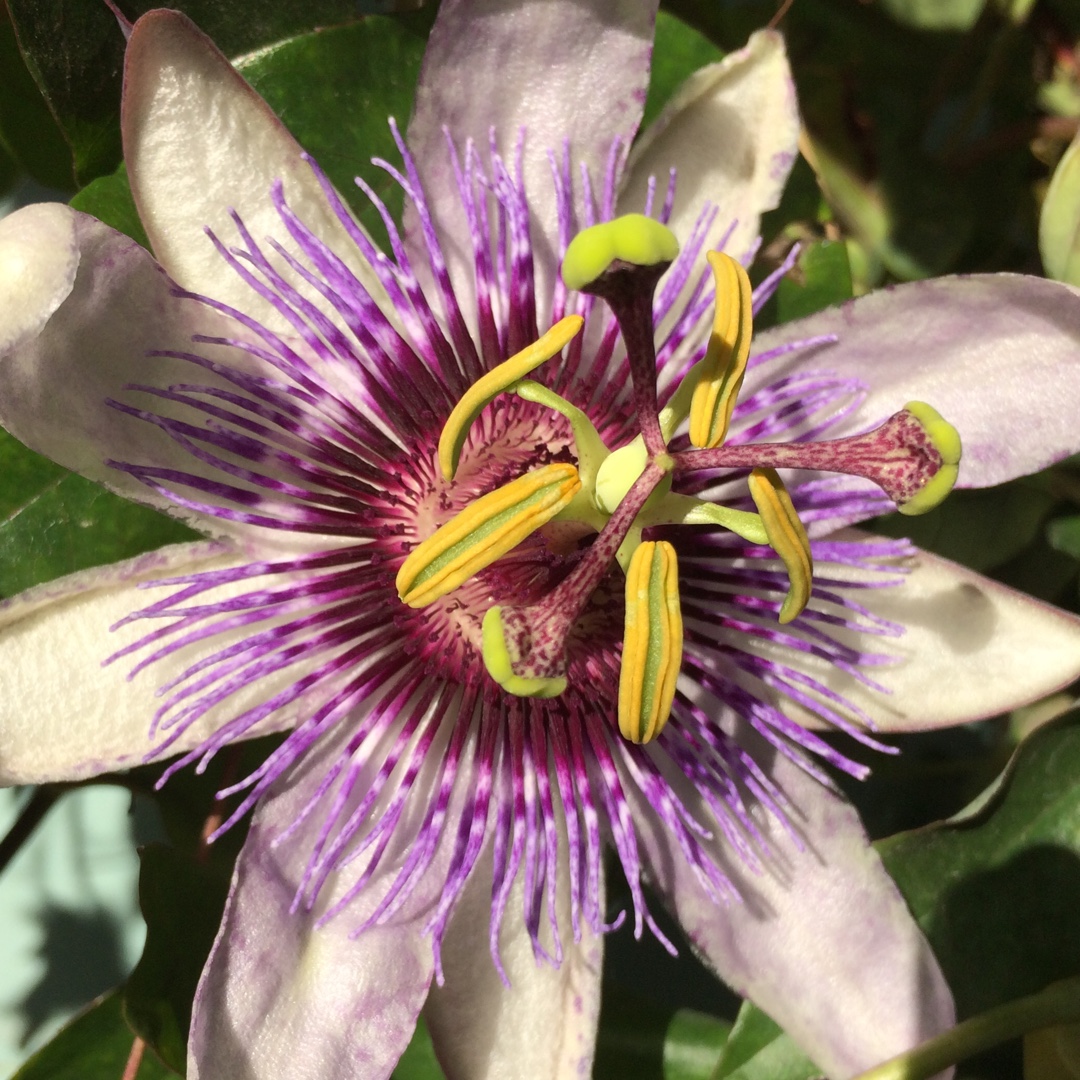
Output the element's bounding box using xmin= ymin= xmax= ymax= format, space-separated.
xmin=396 ymin=216 xmax=962 ymax=745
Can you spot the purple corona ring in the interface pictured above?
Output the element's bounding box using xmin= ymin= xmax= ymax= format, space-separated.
xmin=5 ymin=5 xmax=1080 ymax=1080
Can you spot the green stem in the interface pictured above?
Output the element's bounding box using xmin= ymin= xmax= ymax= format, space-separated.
xmin=851 ymin=976 xmax=1080 ymax=1080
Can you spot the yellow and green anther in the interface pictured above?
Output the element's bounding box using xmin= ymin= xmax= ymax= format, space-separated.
xmin=689 ymin=252 xmax=753 ymax=450
xmin=561 ymin=214 xmax=680 ymax=291
xmin=897 ymin=400 xmax=962 ymax=516
xmin=747 ymin=467 xmax=813 ymax=625
xmin=396 ymin=463 xmax=581 ymax=608
xmin=618 ymin=540 xmax=683 ymax=744
xmin=437 ymin=315 xmax=584 ymax=482
xmin=481 ymin=607 xmax=568 ymax=699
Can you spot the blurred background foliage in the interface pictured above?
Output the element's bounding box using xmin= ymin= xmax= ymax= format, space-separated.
xmin=3 ymin=0 xmax=1080 ymax=1077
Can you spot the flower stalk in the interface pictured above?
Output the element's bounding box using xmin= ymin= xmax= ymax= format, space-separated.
xmin=849 ymin=976 xmax=1080 ymax=1080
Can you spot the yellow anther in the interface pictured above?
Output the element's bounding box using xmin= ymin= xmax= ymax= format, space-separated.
xmin=481 ymin=607 xmax=568 ymax=698
xmin=618 ymin=540 xmax=683 ymax=744
xmin=688 ymin=251 xmax=753 ymax=449
xmin=396 ymin=463 xmax=581 ymax=608
xmin=438 ymin=315 xmax=584 ymax=481
xmin=897 ymin=400 xmax=962 ymax=516
xmin=561 ymin=214 xmax=680 ymax=292
xmin=747 ymin=468 xmax=813 ymax=625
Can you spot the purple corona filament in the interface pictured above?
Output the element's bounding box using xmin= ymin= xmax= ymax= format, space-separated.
xmin=104 ymin=126 xmax=922 ymax=986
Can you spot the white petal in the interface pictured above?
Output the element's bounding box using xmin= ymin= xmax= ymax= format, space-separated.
xmin=0 ymin=207 xmax=182 ymax=492
xmin=636 ymin=739 xmax=954 ymax=1078
xmin=405 ymin=0 xmax=660 ymax=313
xmin=0 ymin=205 xmax=254 ymax=538
xmin=190 ymin=717 xmax=477 ymax=1080
xmin=123 ymin=10 xmax=384 ymax=331
xmin=190 ymin=831 xmax=432 ymax=1080
xmin=759 ymin=532 xmax=1080 ymax=733
xmin=620 ymin=30 xmax=799 ymax=263
xmin=0 ymin=541 xmax=244 ymax=784
xmin=0 ymin=204 xmax=350 ymax=548
xmin=0 ymin=200 xmax=79 ymax=356
xmin=424 ymin=838 xmax=602 ymax=1080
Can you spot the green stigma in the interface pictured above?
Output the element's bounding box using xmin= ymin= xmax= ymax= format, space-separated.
xmin=561 ymin=213 xmax=680 ymax=291
xmin=481 ymin=607 xmax=568 ymax=698
xmin=896 ymin=400 xmax=962 ymax=516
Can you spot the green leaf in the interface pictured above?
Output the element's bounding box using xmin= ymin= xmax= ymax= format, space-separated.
xmin=664 ymin=1009 xmax=731 ymax=1080
xmin=392 ymin=1016 xmax=446 ymax=1080
xmin=642 ymin=11 xmax=724 ymax=133
xmin=144 ymin=0 xmax=369 ymax=55
xmin=1040 ymin=128 xmax=1080 ymax=286
xmin=799 ymin=127 xmax=973 ymax=283
xmin=879 ymin=711 xmax=1080 ymax=1019
xmin=595 ymin=982 xmax=675 ymax=1078
xmin=1047 ymin=514 xmax=1080 ymax=561
xmin=123 ymin=844 xmax=234 ymax=1074
xmin=0 ymin=6 xmax=74 ymax=191
xmin=121 ymin=735 xmax=276 ymax=859
xmin=0 ymin=143 xmax=19 ymax=203
xmin=774 ymin=240 xmax=853 ymax=323
xmin=595 ymin=980 xmax=732 ymax=1080
xmin=0 ymin=428 xmax=67 ymax=521
xmin=693 ymin=0 xmax=1018 ymax=283
xmin=711 ymin=1002 xmax=817 ymax=1080
xmin=0 ymin=429 xmax=196 ymax=599
xmin=877 ymin=0 xmax=986 ymax=31
xmin=5 ymin=1 xmax=427 ymax=187
xmin=70 ymin=163 xmax=149 ymax=249
xmin=12 ymin=989 xmax=172 ymax=1080
xmin=870 ymin=480 xmax=1055 ymax=573
xmin=993 ymin=533 xmax=1079 ymax=607
xmin=116 ymin=740 xmax=279 ymax=1071
xmin=5 ymin=0 xmax=127 ymax=185
xmin=65 ymin=16 xmax=431 ymax=255
xmin=757 ymin=154 xmax=826 ymax=249
xmin=658 ymin=0 xmax=777 ymax=54
xmin=236 ymin=15 xmax=430 ymax=253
